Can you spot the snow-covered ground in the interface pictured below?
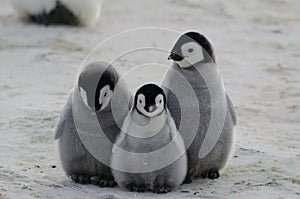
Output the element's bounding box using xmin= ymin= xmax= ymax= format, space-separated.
xmin=0 ymin=0 xmax=299 ymax=198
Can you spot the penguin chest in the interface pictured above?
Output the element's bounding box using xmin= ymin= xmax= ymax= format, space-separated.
xmin=122 ymin=122 xmax=171 ymax=153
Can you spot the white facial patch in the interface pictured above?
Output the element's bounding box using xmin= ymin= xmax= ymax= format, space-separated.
xmin=79 ymin=87 xmax=88 ymax=108
xmin=155 ymin=94 xmax=164 ymax=110
xmin=177 ymin=41 xmax=204 ymax=68
xmin=136 ymin=94 xmax=146 ymax=113
xmin=99 ymin=85 xmax=113 ymax=111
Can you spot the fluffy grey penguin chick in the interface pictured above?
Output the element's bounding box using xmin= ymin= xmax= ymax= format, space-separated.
xmin=165 ymin=32 xmax=237 ymax=182
xmin=10 ymin=0 xmax=102 ymax=26
xmin=54 ymin=61 xmax=129 ymax=187
xmin=111 ymin=84 xmax=187 ymax=194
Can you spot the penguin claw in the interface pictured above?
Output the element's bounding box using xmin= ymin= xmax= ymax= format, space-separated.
xmin=152 ymin=186 xmax=170 ymax=194
xmin=201 ymin=170 xmax=220 ymax=179
xmin=125 ymin=183 xmax=145 ymax=193
xmin=70 ymin=174 xmax=90 ymax=184
xmin=133 ymin=186 xmax=145 ymax=193
xmin=90 ymin=177 xmax=117 ymax=187
xmin=182 ymin=177 xmax=193 ymax=184
xmin=99 ymin=179 xmax=117 ymax=187
xmin=207 ymin=171 xmax=219 ymax=179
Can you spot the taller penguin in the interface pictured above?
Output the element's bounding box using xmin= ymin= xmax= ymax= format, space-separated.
xmin=163 ymin=32 xmax=237 ymax=182
xmin=10 ymin=0 xmax=102 ymax=26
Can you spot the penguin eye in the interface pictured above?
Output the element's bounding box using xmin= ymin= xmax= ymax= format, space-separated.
xmin=139 ymin=99 xmax=142 ymax=103
xmin=104 ymin=92 xmax=107 ymax=97
xmin=188 ymin=48 xmax=194 ymax=53
xmin=159 ymin=100 xmax=162 ymax=103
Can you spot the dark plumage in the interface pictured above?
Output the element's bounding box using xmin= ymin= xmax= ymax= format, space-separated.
xmin=29 ymin=1 xmax=79 ymax=26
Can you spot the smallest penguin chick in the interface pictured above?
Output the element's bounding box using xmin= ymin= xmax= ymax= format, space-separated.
xmin=111 ymin=84 xmax=187 ymax=194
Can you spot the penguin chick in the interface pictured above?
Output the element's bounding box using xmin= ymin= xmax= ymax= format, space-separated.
xmin=165 ymin=32 xmax=237 ymax=182
xmin=54 ymin=61 xmax=129 ymax=187
xmin=10 ymin=0 xmax=102 ymax=26
xmin=111 ymin=84 xmax=187 ymax=194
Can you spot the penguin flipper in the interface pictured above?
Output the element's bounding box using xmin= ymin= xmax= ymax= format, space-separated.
xmin=112 ymin=113 xmax=131 ymax=153
xmin=166 ymin=110 xmax=186 ymax=152
xmin=162 ymin=86 xmax=181 ymax=129
xmin=54 ymin=90 xmax=73 ymax=140
xmin=112 ymin=133 xmax=126 ymax=154
xmin=226 ymin=93 xmax=237 ymax=126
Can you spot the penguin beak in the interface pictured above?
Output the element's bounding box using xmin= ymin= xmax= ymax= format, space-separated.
xmin=147 ymin=105 xmax=157 ymax=113
xmin=168 ymin=52 xmax=184 ymax=61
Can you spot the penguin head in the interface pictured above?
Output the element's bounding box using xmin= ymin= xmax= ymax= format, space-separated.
xmin=134 ymin=84 xmax=166 ymax=118
xmin=78 ymin=61 xmax=119 ymax=112
xmin=95 ymin=66 xmax=119 ymax=111
xmin=168 ymin=32 xmax=215 ymax=68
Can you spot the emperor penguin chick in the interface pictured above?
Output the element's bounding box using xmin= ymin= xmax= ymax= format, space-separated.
xmin=111 ymin=84 xmax=187 ymax=194
xmin=54 ymin=61 xmax=129 ymax=187
xmin=164 ymin=32 xmax=237 ymax=182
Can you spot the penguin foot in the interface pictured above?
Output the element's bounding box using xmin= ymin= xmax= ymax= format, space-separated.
xmin=90 ymin=177 xmax=117 ymax=187
xmin=201 ymin=169 xmax=220 ymax=179
xmin=152 ymin=186 xmax=170 ymax=194
xmin=70 ymin=174 xmax=90 ymax=184
xmin=182 ymin=177 xmax=193 ymax=184
xmin=125 ymin=183 xmax=145 ymax=193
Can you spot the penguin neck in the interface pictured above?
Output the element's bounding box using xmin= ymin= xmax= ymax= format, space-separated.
xmin=127 ymin=109 xmax=167 ymax=138
xmin=95 ymin=101 xmax=114 ymax=127
xmin=131 ymin=109 xmax=166 ymax=126
xmin=100 ymin=100 xmax=112 ymax=113
xmin=173 ymin=61 xmax=222 ymax=89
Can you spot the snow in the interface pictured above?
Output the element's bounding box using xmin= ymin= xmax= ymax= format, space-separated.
xmin=0 ymin=0 xmax=299 ymax=198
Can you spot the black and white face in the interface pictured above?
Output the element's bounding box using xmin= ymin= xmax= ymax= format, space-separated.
xmin=94 ymin=67 xmax=118 ymax=112
xmin=168 ymin=32 xmax=215 ymax=68
xmin=78 ymin=62 xmax=118 ymax=112
xmin=97 ymin=84 xmax=113 ymax=111
xmin=176 ymin=41 xmax=204 ymax=68
xmin=134 ymin=84 xmax=166 ymax=118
